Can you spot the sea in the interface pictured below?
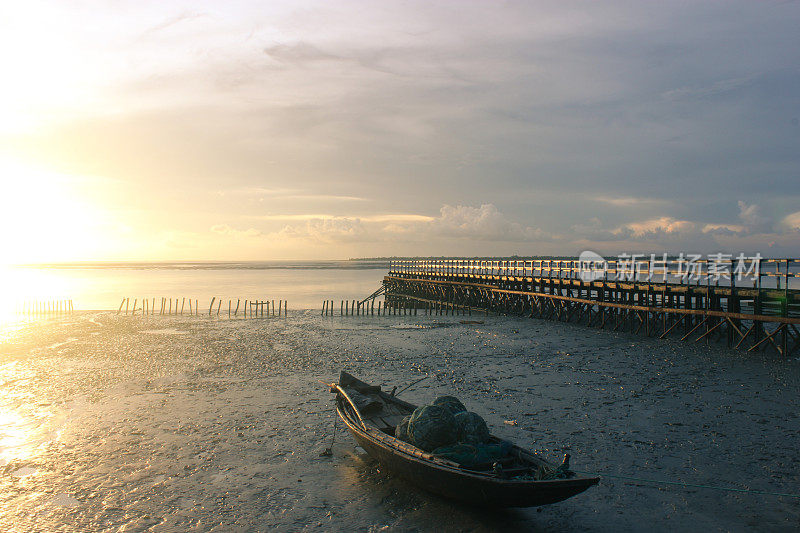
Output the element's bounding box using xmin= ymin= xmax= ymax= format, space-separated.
xmin=0 ymin=261 xmax=389 ymax=324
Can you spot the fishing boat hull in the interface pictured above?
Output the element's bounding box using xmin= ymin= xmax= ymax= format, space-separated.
xmin=332 ymin=372 xmax=599 ymax=508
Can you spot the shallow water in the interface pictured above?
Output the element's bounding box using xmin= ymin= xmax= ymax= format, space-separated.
xmin=1 ymin=311 xmax=798 ymax=532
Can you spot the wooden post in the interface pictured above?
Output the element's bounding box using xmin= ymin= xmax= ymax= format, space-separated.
xmin=169 ymin=299 xmax=172 ymax=315
xmin=284 ymin=302 xmax=287 ymax=316
xmin=217 ymin=300 xmax=221 ymax=316
xmin=341 ymin=300 xmax=343 ymax=316
xmin=278 ymin=300 xmax=282 ymax=316
xmin=195 ymin=299 xmax=198 ymax=316
xmin=125 ymin=298 xmax=129 ymax=315
xmin=189 ymin=298 xmax=193 ymax=315
xmin=209 ymin=297 xmax=215 ymax=316
xmin=181 ymin=298 xmax=185 ymax=315
xmin=118 ymin=298 xmax=125 ymax=315
xmin=132 ymin=299 xmax=137 ymax=315
xmin=345 ymin=300 xmax=349 ymax=316
xmin=234 ymin=299 xmax=240 ymax=317
xmin=322 ymin=300 xmax=327 ymax=316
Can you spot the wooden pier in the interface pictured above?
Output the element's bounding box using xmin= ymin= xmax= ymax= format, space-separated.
xmin=383 ymin=258 xmax=800 ymax=356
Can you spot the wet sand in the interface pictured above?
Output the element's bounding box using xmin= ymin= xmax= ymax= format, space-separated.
xmin=1 ymin=311 xmax=798 ymax=532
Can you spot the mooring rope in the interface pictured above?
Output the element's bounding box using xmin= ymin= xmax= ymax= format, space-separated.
xmin=320 ymin=400 xmax=339 ymax=457
xmin=395 ymin=375 xmax=430 ymax=396
xmin=574 ymin=470 xmax=800 ymax=499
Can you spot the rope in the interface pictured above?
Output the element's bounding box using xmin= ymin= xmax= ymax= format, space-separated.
xmin=396 ymin=375 xmax=430 ymax=396
xmin=574 ymin=470 xmax=800 ymax=499
xmin=320 ymin=399 xmax=339 ymax=457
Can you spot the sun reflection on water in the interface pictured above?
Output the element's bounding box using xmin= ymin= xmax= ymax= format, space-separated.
xmin=0 ymin=265 xmax=78 ymax=335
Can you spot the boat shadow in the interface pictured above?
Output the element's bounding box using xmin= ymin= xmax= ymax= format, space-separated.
xmin=337 ymin=450 xmax=576 ymax=532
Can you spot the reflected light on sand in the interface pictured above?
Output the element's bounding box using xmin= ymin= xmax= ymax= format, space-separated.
xmin=0 ymin=365 xmax=62 ymax=466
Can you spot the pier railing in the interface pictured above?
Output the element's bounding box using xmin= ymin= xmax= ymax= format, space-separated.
xmin=389 ymin=257 xmax=800 ymax=290
xmin=384 ymin=257 xmax=800 ymax=355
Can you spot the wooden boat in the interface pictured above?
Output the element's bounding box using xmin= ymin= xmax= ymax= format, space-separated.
xmin=330 ymin=371 xmax=599 ymax=507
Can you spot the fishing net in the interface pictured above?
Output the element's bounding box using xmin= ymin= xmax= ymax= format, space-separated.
xmin=432 ymin=441 xmax=513 ymax=468
xmin=407 ymin=405 xmax=459 ymax=452
xmin=395 ymin=415 xmax=411 ymax=442
xmin=454 ymin=411 xmax=490 ymax=445
xmin=431 ymin=396 xmax=467 ymax=416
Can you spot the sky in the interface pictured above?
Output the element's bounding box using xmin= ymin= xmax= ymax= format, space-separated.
xmin=1 ymin=0 xmax=799 ymax=262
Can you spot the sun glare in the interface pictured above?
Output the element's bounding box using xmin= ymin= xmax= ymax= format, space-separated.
xmin=0 ymin=158 xmax=113 ymax=265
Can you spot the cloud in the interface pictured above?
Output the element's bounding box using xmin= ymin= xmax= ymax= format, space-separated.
xmin=210 ymin=224 xmax=263 ymax=238
xmin=781 ymin=211 xmax=800 ymax=230
xmin=268 ymin=204 xmax=549 ymax=244
xmin=277 ymin=217 xmax=367 ymax=244
xmin=625 ymin=217 xmax=696 ymax=238
xmin=4 ymin=2 xmax=800 ymax=260
xmin=595 ymin=196 xmax=670 ymax=207
xmin=220 ymin=188 xmax=367 ymax=202
xmin=253 ymin=213 xmax=434 ymax=222
xmin=661 ymin=76 xmax=754 ymax=101
xmin=431 ymin=204 xmax=547 ymax=241
xmin=737 ymin=201 xmax=772 ymax=233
